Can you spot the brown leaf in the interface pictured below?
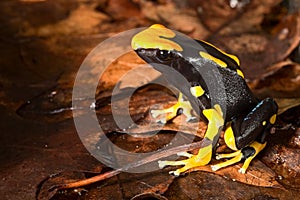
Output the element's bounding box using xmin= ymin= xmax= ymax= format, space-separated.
xmin=136 ymin=0 xmax=209 ymax=39
xmin=16 ymin=85 xmax=74 ymax=122
xmin=188 ymin=0 xmax=241 ymax=32
xmin=250 ymin=62 xmax=300 ymax=99
xmin=103 ymin=0 xmax=141 ymax=20
xmin=275 ymin=98 xmax=300 ymax=115
xmin=21 ymin=4 xmax=110 ymax=37
xmin=117 ymin=171 xmax=175 ymax=199
xmin=186 ymin=159 xmax=285 ymax=189
xmin=218 ymin=0 xmax=283 ymax=35
xmin=37 ymin=171 xmax=90 ymax=200
xmin=165 ymin=170 xmax=290 ymax=200
xmin=262 ymin=144 xmax=300 ymax=189
xmin=207 ymin=6 xmax=300 ymax=80
xmin=131 ymin=192 xmax=168 ymax=200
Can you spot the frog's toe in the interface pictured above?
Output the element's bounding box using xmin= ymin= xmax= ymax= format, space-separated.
xmin=215 ymin=154 xmax=222 ymax=160
xmin=211 ymin=151 xmax=243 ymax=172
xmin=169 ymin=168 xmax=186 ymax=176
xmin=165 ymin=160 xmax=200 ymax=176
xmin=150 ymin=109 xmax=165 ymax=118
xmin=158 ymin=160 xmax=186 ymax=169
xmin=177 ymin=152 xmax=193 ymax=158
xmin=158 ymin=151 xmax=211 ymax=176
xmin=238 ymin=168 xmax=246 ymax=174
xmin=211 ymin=164 xmax=221 ymax=171
xmin=169 ymin=170 xmax=180 ymax=176
xmin=150 ymin=109 xmax=168 ymax=124
xmin=186 ymin=116 xmax=197 ymax=122
xmin=158 ymin=160 xmax=169 ymax=169
xmin=155 ymin=118 xmax=167 ymax=124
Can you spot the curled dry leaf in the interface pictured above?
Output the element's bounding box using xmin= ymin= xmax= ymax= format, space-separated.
xmin=262 ymin=144 xmax=300 ymax=189
xmin=217 ymin=0 xmax=283 ymax=35
xmin=188 ymin=0 xmax=243 ymax=32
xmin=250 ymin=62 xmax=300 ymax=99
xmin=136 ymin=0 xmax=209 ymax=38
xmin=131 ymin=192 xmax=168 ymax=200
xmin=274 ymin=98 xmax=300 ymax=115
xmin=117 ymin=171 xmax=175 ymax=199
xmin=37 ymin=171 xmax=88 ymax=200
xmin=186 ymin=159 xmax=285 ymax=189
xmin=207 ymin=7 xmax=300 ymax=80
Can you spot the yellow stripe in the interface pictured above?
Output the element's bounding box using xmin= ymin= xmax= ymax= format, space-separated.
xmin=224 ymin=125 xmax=237 ymax=150
xmin=270 ymin=114 xmax=276 ymax=124
xmin=190 ymin=85 xmax=205 ymax=97
xmin=202 ymin=104 xmax=224 ymax=141
xmin=196 ymin=144 xmax=213 ymax=164
xmin=131 ymin=24 xmax=183 ymax=51
xmin=200 ymin=40 xmax=240 ymax=66
xmin=200 ymin=51 xmax=227 ymax=68
xmin=236 ymin=69 xmax=244 ymax=78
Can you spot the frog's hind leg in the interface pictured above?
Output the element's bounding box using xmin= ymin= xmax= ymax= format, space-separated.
xmin=158 ymin=104 xmax=224 ymax=176
xmin=151 ymin=92 xmax=195 ymax=123
xmin=212 ymin=98 xmax=278 ymax=173
xmin=211 ymin=141 xmax=266 ymax=173
xmin=230 ymin=98 xmax=278 ymax=151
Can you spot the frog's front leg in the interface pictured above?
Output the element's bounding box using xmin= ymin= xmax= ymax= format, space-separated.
xmin=211 ymin=98 xmax=278 ymax=173
xmin=158 ymin=104 xmax=224 ymax=176
xmin=151 ymin=92 xmax=195 ymax=123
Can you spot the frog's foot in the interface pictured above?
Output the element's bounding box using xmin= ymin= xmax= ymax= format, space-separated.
xmin=158 ymin=146 xmax=212 ymax=176
xmin=211 ymin=150 xmax=243 ymax=172
xmin=211 ymin=141 xmax=266 ymax=174
xmin=150 ymin=93 xmax=195 ymax=124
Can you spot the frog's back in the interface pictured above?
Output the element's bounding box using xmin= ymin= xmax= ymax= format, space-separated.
xmin=217 ymin=66 xmax=258 ymax=121
xmin=188 ymin=59 xmax=258 ymax=122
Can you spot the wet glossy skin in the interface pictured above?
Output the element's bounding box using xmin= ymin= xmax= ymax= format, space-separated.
xmin=131 ymin=24 xmax=278 ymax=175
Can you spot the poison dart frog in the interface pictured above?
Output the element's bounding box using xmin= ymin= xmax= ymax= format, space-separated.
xmin=131 ymin=24 xmax=278 ymax=175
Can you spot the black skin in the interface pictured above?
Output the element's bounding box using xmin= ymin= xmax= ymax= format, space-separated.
xmin=135 ymin=42 xmax=278 ymax=150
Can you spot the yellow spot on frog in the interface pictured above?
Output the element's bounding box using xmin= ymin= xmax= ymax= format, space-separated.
xmin=150 ymin=24 xmax=165 ymax=29
xmin=200 ymin=51 xmax=227 ymax=68
xmin=202 ymin=104 xmax=224 ymax=141
xmin=224 ymin=125 xmax=237 ymax=150
xmin=236 ymin=69 xmax=244 ymax=78
xmin=270 ymin=114 xmax=276 ymax=124
xmin=200 ymin=40 xmax=240 ymax=66
xmin=131 ymin=24 xmax=183 ymax=51
xmin=262 ymin=121 xmax=266 ymax=126
xmin=190 ymin=85 xmax=205 ymax=97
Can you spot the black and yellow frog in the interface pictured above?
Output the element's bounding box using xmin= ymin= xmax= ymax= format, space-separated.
xmin=131 ymin=24 xmax=278 ymax=176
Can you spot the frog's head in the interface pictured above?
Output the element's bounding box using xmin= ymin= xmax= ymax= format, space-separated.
xmin=131 ymin=24 xmax=182 ymax=66
xmin=131 ymin=24 xmax=202 ymax=79
xmin=131 ymin=24 xmax=209 ymax=112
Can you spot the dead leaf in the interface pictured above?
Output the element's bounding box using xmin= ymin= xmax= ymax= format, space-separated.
xmin=188 ymin=0 xmax=242 ymax=32
xmin=117 ymin=171 xmax=175 ymax=199
xmin=186 ymin=159 xmax=285 ymax=189
xmin=218 ymin=0 xmax=283 ymax=35
xmin=131 ymin=192 xmax=168 ymax=200
xmin=16 ymin=85 xmax=74 ymax=122
xmin=165 ymin=170 xmax=288 ymax=200
xmin=21 ymin=4 xmax=110 ymax=37
xmin=250 ymin=62 xmax=300 ymax=98
xmin=103 ymin=0 xmax=141 ymax=20
xmin=136 ymin=0 xmax=209 ymax=39
xmin=37 ymin=171 xmax=92 ymax=200
xmin=262 ymin=144 xmax=300 ymax=189
xmin=274 ymin=98 xmax=300 ymax=115
xmin=207 ymin=7 xmax=300 ymax=80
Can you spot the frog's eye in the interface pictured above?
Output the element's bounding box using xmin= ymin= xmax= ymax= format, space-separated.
xmin=156 ymin=50 xmax=172 ymax=61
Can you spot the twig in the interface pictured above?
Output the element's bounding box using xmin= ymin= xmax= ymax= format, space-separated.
xmin=50 ymin=139 xmax=206 ymax=191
